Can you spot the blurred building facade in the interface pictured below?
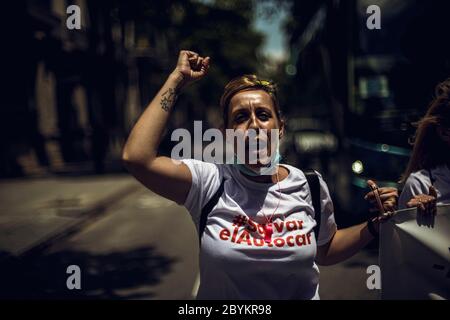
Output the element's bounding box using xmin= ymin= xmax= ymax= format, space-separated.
xmin=2 ymin=0 xmax=265 ymax=178
xmin=284 ymin=0 xmax=450 ymax=225
xmin=2 ymin=0 xmax=171 ymax=177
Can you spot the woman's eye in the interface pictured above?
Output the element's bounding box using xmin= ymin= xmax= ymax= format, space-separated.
xmin=235 ymin=114 xmax=246 ymax=122
xmin=258 ymin=113 xmax=270 ymax=120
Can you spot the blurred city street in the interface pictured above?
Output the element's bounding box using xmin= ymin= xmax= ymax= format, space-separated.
xmin=1 ymin=0 xmax=448 ymax=302
xmin=0 ymin=174 xmax=378 ymax=300
xmin=0 ymin=175 xmax=199 ymax=299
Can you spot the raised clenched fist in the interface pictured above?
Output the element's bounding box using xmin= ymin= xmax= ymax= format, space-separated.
xmin=173 ymin=50 xmax=210 ymax=88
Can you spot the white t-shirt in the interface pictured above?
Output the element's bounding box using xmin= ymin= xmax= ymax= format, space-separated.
xmin=399 ymin=165 xmax=450 ymax=209
xmin=180 ymin=159 xmax=337 ymax=300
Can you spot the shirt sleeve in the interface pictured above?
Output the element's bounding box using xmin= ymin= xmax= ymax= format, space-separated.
xmin=398 ymin=172 xmax=430 ymax=209
xmin=180 ymin=158 xmax=221 ymax=226
xmin=316 ymin=172 xmax=338 ymax=246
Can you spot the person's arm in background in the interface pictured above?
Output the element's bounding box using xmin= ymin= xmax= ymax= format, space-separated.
xmin=122 ymin=50 xmax=210 ymax=204
xmin=399 ymin=173 xmax=437 ymax=214
xmin=315 ymin=182 xmax=398 ymax=266
xmin=404 ymin=187 xmax=437 ymax=215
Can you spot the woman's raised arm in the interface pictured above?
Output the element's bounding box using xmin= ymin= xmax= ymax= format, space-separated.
xmin=122 ymin=50 xmax=210 ymax=204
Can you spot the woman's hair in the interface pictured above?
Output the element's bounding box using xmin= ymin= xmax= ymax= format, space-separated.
xmin=219 ymin=74 xmax=283 ymax=127
xmin=400 ymin=78 xmax=450 ymax=183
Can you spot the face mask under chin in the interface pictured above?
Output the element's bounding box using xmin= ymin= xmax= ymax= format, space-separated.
xmin=233 ymin=149 xmax=282 ymax=176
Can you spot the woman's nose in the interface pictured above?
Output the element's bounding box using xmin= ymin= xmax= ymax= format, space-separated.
xmin=248 ymin=113 xmax=260 ymax=131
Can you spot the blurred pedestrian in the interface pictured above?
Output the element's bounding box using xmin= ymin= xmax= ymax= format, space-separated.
xmin=399 ymin=78 xmax=450 ymax=214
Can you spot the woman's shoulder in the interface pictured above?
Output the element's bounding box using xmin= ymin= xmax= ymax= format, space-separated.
xmin=282 ymin=164 xmax=324 ymax=179
xmin=281 ymin=164 xmax=328 ymax=189
xmin=180 ymin=158 xmax=218 ymax=170
xmin=404 ymin=169 xmax=432 ymax=190
xmin=433 ymin=164 xmax=450 ymax=177
xmin=280 ymin=163 xmax=304 ymax=180
xmin=399 ymin=169 xmax=433 ymax=208
xmin=406 ymin=165 xmax=449 ymax=188
xmin=180 ymin=158 xmax=223 ymax=180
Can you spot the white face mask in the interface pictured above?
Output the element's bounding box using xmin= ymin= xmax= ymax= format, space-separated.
xmin=233 ymin=149 xmax=282 ymax=176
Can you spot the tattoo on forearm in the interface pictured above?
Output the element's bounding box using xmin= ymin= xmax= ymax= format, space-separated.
xmin=160 ymin=88 xmax=178 ymax=112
